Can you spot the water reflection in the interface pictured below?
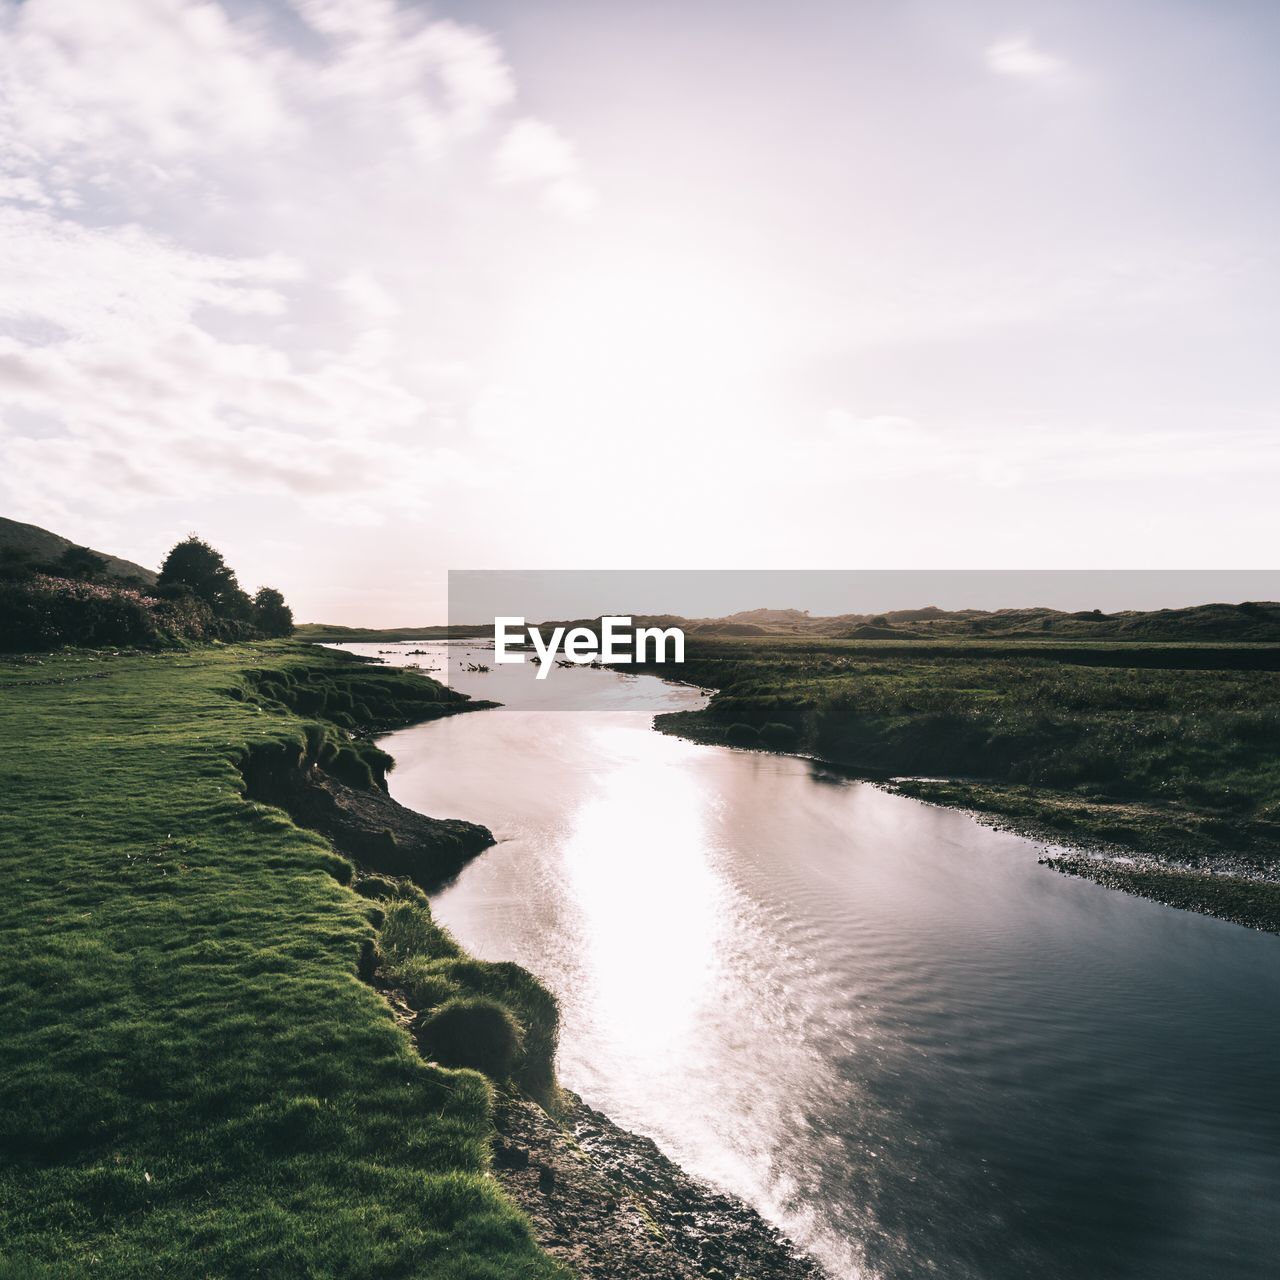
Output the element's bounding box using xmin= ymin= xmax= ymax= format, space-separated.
xmin=343 ymin=643 xmax=1280 ymax=1280
xmin=559 ymin=723 xmax=727 ymax=1060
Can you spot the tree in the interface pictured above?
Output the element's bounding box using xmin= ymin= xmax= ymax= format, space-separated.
xmin=50 ymin=545 xmax=108 ymax=581
xmin=157 ymin=536 xmax=248 ymax=617
xmin=252 ymin=586 xmax=294 ymax=638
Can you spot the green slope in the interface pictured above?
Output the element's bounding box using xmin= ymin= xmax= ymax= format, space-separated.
xmin=0 ymin=516 xmax=158 ymax=585
xmin=0 ymin=643 xmax=563 ymax=1279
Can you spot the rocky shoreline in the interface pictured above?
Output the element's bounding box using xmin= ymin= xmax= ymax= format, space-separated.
xmin=1037 ymin=850 xmax=1280 ymax=933
xmin=492 ymin=1090 xmax=826 ymax=1280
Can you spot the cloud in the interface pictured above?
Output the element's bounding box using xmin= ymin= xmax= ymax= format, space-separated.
xmin=0 ymin=0 xmax=292 ymax=164
xmin=0 ymin=0 xmax=597 ymax=526
xmin=492 ymin=117 xmax=599 ymax=218
xmin=0 ymin=209 xmax=437 ymax=515
xmin=985 ymin=36 xmax=1070 ymax=83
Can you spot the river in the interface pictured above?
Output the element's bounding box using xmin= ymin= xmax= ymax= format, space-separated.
xmin=338 ymin=641 xmax=1280 ymax=1280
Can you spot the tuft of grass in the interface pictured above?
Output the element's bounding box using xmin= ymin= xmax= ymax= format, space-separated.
xmin=417 ymin=1000 xmax=525 ymax=1081
xmin=0 ymin=642 xmax=565 ymax=1278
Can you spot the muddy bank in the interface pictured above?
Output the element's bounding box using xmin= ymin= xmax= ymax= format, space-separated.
xmin=492 ymin=1091 xmax=826 ymax=1280
xmin=242 ymin=748 xmax=494 ymax=892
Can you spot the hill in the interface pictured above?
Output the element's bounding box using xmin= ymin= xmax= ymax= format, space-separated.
xmin=0 ymin=515 xmax=156 ymax=584
xmin=676 ymin=602 xmax=1280 ymax=643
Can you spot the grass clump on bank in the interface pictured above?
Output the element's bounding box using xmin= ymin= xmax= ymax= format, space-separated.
xmin=0 ymin=642 xmax=564 ymax=1278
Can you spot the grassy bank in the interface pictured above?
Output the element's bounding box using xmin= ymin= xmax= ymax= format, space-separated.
xmin=0 ymin=643 xmax=565 ymax=1278
xmin=644 ymin=637 xmax=1280 ymax=928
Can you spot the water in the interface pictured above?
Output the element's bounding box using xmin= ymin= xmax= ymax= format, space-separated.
xmin=340 ymin=642 xmax=1280 ymax=1279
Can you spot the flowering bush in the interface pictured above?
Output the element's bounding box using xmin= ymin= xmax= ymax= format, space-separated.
xmin=0 ymin=575 xmax=212 ymax=651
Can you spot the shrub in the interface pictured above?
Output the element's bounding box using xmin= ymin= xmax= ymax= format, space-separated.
xmin=252 ymin=586 xmax=294 ymax=638
xmin=0 ymin=575 xmax=211 ymax=652
xmin=415 ymin=997 xmax=523 ymax=1080
xmin=725 ymin=722 xmax=759 ymax=746
xmin=49 ymin=545 xmax=108 ymax=581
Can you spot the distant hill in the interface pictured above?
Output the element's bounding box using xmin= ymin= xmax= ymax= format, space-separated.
xmin=722 ymin=608 xmax=812 ymax=625
xmin=824 ymin=602 xmax=1280 ymax=642
xmin=0 ymin=516 xmax=157 ymax=585
xmin=687 ymin=602 xmax=1280 ymax=642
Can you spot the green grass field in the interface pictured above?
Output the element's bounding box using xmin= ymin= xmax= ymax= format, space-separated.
xmin=0 ymin=643 xmax=565 ymax=1279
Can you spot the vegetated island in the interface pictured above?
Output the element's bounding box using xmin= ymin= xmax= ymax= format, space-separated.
xmin=0 ymin=522 xmax=822 ymax=1279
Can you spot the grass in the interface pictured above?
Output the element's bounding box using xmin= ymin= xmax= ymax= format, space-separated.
xmin=648 ymin=638 xmax=1280 ymax=878
xmin=0 ymin=642 xmax=565 ymax=1279
xmin=378 ymin=902 xmax=559 ymax=1104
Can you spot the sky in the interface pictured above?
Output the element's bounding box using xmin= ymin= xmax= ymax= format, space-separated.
xmin=1 ymin=0 xmax=1277 ymax=623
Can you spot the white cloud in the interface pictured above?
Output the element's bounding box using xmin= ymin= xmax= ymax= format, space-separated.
xmin=985 ymin=36 xmax=1070 ymax=83
xmin=0 ymin=210 xmax=435 ymax=515
xmin=492 ymin=117 xmax=599 ymax=218
xmin=0 ymin=0 xmax=597 ymax=528
xmin=0 ymin=0 xmax=292 ymax=165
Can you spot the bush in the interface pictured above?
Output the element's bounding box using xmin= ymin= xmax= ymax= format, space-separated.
xmin=725 ymin=722 xmax=759 ymax=746
xmin=156 ymin=537 xmax=295 ymax=638
xmin=415 ymin=997 xmax=523 ymax=1080
xmin=252 ymin=586 xmax=294 ymax=637
xmin=0 ymin=575 xmax=211 ymax=652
